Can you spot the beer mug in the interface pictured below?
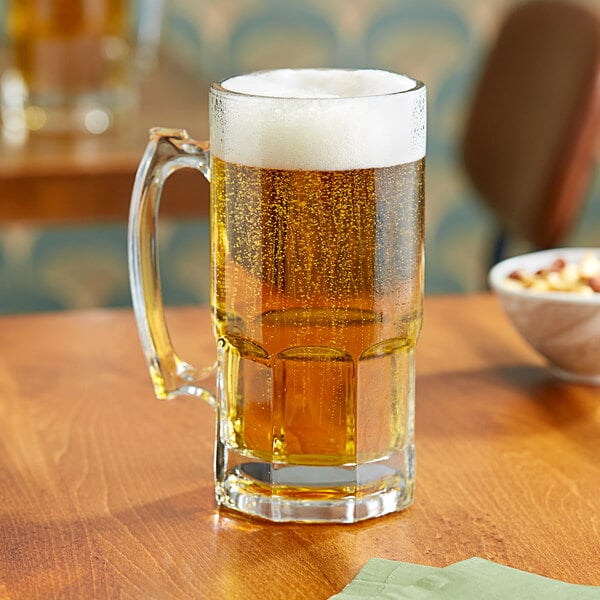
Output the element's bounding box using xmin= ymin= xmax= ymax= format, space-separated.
xmin=128 ymin=68 xmax=426 ymax=523
xmin=2 ymin=0 xmax=164 ymax=137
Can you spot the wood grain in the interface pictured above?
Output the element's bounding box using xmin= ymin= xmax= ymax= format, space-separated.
xmin=0 ymin=294 xmax=599 ymax=599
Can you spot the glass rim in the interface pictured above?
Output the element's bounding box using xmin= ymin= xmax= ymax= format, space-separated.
xmin=210 ymin=67 xmax=425 ymax=101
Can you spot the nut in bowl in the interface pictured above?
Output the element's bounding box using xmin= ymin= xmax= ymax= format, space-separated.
xmin=488 ymin=248 xmax=600 ymax=385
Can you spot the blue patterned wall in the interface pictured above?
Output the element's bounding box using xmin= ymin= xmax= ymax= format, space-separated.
xmin=1 ymin=0 xmax=599 ymax=312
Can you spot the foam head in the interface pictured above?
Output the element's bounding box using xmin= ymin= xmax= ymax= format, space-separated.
xmin=210 ymin=68 xmax=426 ymax=170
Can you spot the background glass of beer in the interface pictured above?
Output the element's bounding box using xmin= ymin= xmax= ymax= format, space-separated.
xmin=2 ymin=0 xmax=164 ymax=137
xmin=128 ymin=68 xmax=426 ymax=523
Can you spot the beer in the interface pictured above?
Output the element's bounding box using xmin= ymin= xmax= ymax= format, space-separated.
xmin=2 ymin=0 xmax=162 ymax=135
xmin=212 ymin=158 xmax=424 ymax=463
xmin=209 ymin=69 xmax=426 ymax=512
xmin=7 ymin=0 xmax=129 ymax=96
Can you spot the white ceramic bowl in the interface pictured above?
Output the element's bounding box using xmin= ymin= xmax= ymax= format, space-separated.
xmin=489 ymin=247 xmax=600 ymax=385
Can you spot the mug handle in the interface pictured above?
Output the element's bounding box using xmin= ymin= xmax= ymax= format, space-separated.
xmin=128 ymin=127 xmax=216 ymax=406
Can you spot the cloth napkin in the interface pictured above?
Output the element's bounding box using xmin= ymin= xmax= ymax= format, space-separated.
xmin=329 ymin=557 xmax=600 ymax=599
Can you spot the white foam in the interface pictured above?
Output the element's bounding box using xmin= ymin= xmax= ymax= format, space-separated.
xmin=221 ymin=68 xmax=417 ymax=98
xmin=210 ymin=68 xmax=426 ymax=170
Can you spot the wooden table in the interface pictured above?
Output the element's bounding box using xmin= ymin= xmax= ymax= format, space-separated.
xmin=0 ymin=50 xmax=210 ymax=224
xmin=1 ymin=294 xmax=599 ymax=599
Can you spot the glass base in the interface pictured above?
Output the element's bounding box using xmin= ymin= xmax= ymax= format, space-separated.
xmin=1 ymin=68 xmax=137 ymax=141
xmin=215 ymin=450 xmax=415 ymax=523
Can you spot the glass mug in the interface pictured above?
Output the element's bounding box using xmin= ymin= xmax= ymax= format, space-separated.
xmin=128 ymin=68 xmax=426 ymax=523
xmin=2 ymin=0 xmax=164 ymax=138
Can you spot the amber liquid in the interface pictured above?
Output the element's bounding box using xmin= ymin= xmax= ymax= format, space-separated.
xmin=7 ymin=0 xmax=128 ymax=95
xmin=211 ymin=156 xmax=424 ymax=473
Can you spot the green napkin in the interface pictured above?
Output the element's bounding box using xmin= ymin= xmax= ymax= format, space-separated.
xmin=329 ymin=557 xmax=600 ymax=599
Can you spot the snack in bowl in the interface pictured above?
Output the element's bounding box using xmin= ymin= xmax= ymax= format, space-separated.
xmin=489 ymin=248 xmax=600 ymax=385
xmin=504 ymin=251 xmax=600 ymax=294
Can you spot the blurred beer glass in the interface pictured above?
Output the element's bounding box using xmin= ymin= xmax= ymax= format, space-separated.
xmin=1 ymin=0 xmax=164 ymax=139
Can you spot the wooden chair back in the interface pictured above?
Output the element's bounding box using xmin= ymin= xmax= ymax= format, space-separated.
xmin=462 ymin=0 xmax=600 ymax=253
